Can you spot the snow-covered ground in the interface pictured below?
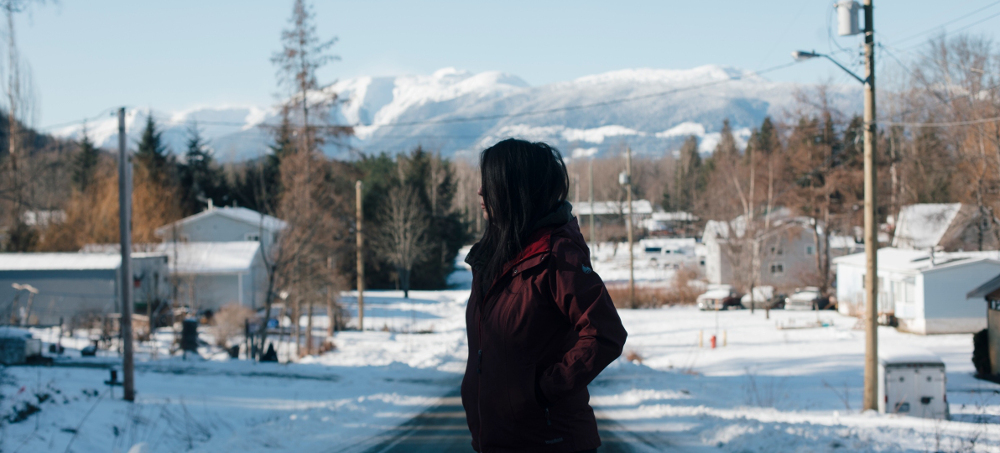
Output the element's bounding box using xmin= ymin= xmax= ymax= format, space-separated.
xmin=4 ymin=252 xmax=1000 ymax=452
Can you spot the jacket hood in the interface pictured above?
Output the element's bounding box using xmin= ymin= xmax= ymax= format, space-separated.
xmin=465 ymin=201 xmax=577 ymax=272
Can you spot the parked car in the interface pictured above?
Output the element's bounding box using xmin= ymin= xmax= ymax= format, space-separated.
xmin=784 ymin=287 xmax=830 ymax=310
xmin=697 ymin=285 xmax=743 ymax=311
xmin=739 ymin=286 xmax=786 ymax=310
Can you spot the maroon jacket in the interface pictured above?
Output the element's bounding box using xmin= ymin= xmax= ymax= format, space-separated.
xmin=461 ymin=216 xmax=627 ymax=452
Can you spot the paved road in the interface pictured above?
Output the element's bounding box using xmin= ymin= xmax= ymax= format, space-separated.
xmin=350 ymin=391 xmax=680 ymax=453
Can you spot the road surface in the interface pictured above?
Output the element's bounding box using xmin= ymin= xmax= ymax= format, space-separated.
xmin=348 ymin=391 xmax=694 ymax=453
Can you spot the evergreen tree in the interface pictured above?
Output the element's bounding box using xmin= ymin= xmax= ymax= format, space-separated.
xmin=72 ymin=125 xmax=100 ymax=192
xmin=135 ymin=115 xmax=172 ymax=184
xmin=714 ymin=119 xmax=739 ymax=159
xmin=178 ymin=123 xmax=227 ymax=214
xmin=675 ymin=135 xmax=702 ymax=211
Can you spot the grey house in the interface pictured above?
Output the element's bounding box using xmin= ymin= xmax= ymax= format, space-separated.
xmin=703 ymin=209 xmax=861 ymax=291
xmin=0 ymin=253 xmax=169 ymax=326
xmin=154 ymin=207 xmax=284 ymax=312
xmin=155 ymin=206 xmax=287 ymax=252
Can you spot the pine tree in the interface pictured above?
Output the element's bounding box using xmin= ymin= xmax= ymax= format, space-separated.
xmin=72 ymin=125 xmax=100 ymax=192
xmin=178 ymin=123 xmax=226 ymax=214
xmin=135 ymin=115 xmax=172 ymax=184
xmin=715 ymin=119 xmax=739 ymax=159
xmin=675 ymin=135 xmax=702 ymax=211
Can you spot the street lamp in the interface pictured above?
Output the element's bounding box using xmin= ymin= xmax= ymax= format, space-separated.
xmin=791 ymin=50 xmax=868 ymax=85
xmin=792 ymin=0 xmax=878 ymax=412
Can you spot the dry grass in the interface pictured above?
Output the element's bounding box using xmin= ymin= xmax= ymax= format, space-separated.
xmin=607 ymin=264 xmax=703 ymax=308
xmin=212 ymin=304 xmax=255 ymax=347
xmin=624 ymin=350 xmax=643 ymax=364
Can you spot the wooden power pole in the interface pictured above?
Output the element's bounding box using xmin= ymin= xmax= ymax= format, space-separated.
xmin=117 ymin=107 xmax=135 ymax=402
xmin=624 ymin=147 xmax=635 ymax=309
xmin=356 ymin=180 xmax=365 ymax=332
xmin=589 ymin=158 xmax=595 ymax=245
xmin=862 ymin=0 xmax=879 ymax=412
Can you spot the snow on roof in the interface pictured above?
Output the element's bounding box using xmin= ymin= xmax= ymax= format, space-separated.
xmin=829 ymin=235 xmax=861 ymax=250
xmin=834 ymin=247 xmax=1000 ymax=274
xmin=0 ymin=253 xmax=122 ymax=271
xmin=155 ymin=207 xmax=287 ymax=237
xmin=702 ymin=208 xmax=797 ymax=241
xmin=575 ymin=200 xmax=653 ymax=216
xmin=892 ymin=203 xmax=962 ymax=250
xmin=154 ymin=241 xmax=260 ymax=274
xmin=880 ymin=348 xmax=944 ymax=366
xmin=650 ymin=211 xmax=697 ymax=222
xmin=967 ymin=273 xmax=1000 ymax=300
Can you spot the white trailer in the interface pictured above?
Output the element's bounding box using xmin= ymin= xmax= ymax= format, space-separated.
xmin=878 ymin=350 xmax=949 ymax=420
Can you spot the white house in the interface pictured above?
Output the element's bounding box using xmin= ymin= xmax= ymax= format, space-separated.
xmin=834 ymin=247 xmax=1000 ymax=334
xmin=0 ymin=253 xmax=169 ymax=326
xmin=702 ymin=209 xmax=862 ymax=291
xmin=155 ymin=242 xmax=268 ymax=312
xmin=892 ymin=203 xmax=999 ymax=252
xmin=153 ymin=206 xmax=286 ymax=313
xmin=155 ymin=206 xmax=287 ymax=252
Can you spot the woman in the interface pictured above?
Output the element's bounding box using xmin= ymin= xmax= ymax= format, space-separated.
xmin=461 ymin=139 xmax=627 ymax=453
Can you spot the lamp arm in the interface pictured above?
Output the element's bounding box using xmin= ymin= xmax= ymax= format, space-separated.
xmin=822 ymin=54 xmax=868 ymax=85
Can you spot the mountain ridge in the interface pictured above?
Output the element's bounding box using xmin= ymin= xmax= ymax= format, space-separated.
xmin=54 ymin=64 xmax=860 ymax=161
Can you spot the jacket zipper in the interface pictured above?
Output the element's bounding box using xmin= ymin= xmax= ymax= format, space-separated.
xmin=475 ymin=250 xmax=548 ymax=451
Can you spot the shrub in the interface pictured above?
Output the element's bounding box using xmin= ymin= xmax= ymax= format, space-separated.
xmin=212 ymin=304 xmax=255 ymax=348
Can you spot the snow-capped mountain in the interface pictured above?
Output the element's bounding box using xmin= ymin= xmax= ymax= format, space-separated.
xmin=54 ymin=65 xmax=861 ymax=161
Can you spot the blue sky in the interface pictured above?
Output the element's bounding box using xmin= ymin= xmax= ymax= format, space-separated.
xmin=17 ymin=0 xmax=1000 ymax=128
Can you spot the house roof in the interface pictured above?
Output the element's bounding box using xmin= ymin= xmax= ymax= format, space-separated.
xmin=967 ymin=273 xmax=1000 ymax=300
xmin=892 ymin=203 xmax=962 ymax=250
xmin=834 ymin=247 xmax=1000 ymax=274
xmin=154 ymin=207 xmax=287 ymax=237
xmin=575 ymin=200 xmax=653 ymax=216
xmin=0 ymin=253 xmax=123 ymax=271
xmin=154 ymin=241 xmax=260 ymax=274
xmin=702 ymin=208 xmax=797 ymax=241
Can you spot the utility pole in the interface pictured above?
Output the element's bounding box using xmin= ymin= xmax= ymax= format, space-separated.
xmin=623 ymin=147 xmax=635 ymax=309
xmin=117 ymin=107 xmax=135 ymax=402
xmin=862 ymin=0 xmax=879 ymax=412
xmin=589 ymin=158 xmax=595 ymax=245
xmin=356 ymin=180 xmax=365 ymax=332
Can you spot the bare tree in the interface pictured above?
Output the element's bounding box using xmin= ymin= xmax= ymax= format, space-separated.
xmin=373 ymin=184 xmax=432 ymax=299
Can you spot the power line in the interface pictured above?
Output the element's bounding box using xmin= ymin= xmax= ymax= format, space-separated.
xmin=889 ymin=0 xmax=1000 ymax=46
xmin=900 ymin=8 xmax=1000 ymax=50
xmin=882 ymin=116 xmax=1000 ymax=127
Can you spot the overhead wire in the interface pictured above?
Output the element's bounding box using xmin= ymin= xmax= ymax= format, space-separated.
xmin=889 ymin=0 xmax=1000 ymax=46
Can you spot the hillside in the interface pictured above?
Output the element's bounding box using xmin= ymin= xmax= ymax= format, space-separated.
xmin=54 ymin=65 xmax=861 ymax=161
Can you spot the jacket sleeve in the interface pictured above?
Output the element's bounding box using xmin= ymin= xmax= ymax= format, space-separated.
xmin=537 ymin=240 xmax=627 ymax=405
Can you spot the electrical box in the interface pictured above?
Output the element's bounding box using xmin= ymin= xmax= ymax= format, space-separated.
xmin=878 ymin=350 xmax=949 ymax=420
xmin=618 ymin=171 xmax=630 ymax=186
xmin=836 ymin=1 xmax=862 ymax=36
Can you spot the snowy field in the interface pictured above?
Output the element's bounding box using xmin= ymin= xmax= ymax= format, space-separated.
xmin=4 ymin=251 xmax=1000 ymax=452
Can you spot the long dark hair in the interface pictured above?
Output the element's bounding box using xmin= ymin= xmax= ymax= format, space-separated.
xmin=478 ymin=139 xmax=569 ymax=286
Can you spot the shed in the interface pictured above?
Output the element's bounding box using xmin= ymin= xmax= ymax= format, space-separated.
xmin=966 ymin=273 xmax=1000 ymax=375
xmin=834 ymin=248 xmax=1000 ymax=334
xmin=878 ymin=349 xmax=948 ymax=419
xmin=0 ymin=253 xmax=169 ymax=326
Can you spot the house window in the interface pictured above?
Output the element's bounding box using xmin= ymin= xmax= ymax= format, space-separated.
xmin=245 ymin=233 xmax=261 ymax=242
xmin=770 ymin=263 xmax=785 ymax=274
xmin=770 ymin=246 xmax=784 ymax=256
xmin=806 ymin=245 xmax=814 ymax=255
